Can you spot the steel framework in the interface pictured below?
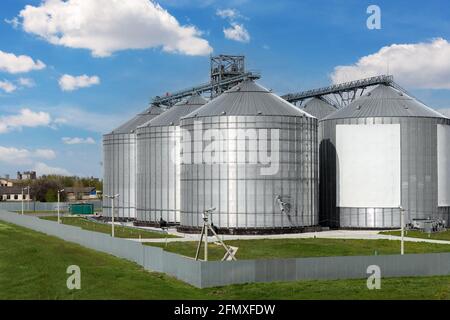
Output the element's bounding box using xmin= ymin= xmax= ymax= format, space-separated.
xmin=152 ymin=54 xmax=408 ymax=111
xmin=152 ymin=55 xmax=260 ymax=107
xmin=282 ymin=75 xmax=408 ymax=108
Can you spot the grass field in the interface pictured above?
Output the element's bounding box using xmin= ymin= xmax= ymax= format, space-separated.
xmin=381 ymin=230 xmax=450 ymax=241
xmin=1 ymin=220 xmax=450 ymax=300
xmin=146 ymin=238 xmax=450 ymax=261
xmin=40 ymin=216 xmax=178 ymax=239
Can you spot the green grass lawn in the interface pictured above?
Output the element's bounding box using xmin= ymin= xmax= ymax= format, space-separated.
xmin=146 ymin=238 xmax=450 ymax=261
xmin=381 ymin=229 xmax=450 ymax=241
xmin=0 ymin=220 xmax=450 ymax=300
xmin=40 ymin=216 xmax=178 ymax=239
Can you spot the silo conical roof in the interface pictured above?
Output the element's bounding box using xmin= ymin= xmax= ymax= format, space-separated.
xmin=184 ymin=80 xmax=315 ymax=118
xmin=302 ymin=97 xmax=338 ymax=120
xmin=323 ymin=85 xmax=447 ymax=121
xmin=110 ymin=105 xmax=164 ymax=134
xmin=141 ymin=94 xmax=207 ymax=128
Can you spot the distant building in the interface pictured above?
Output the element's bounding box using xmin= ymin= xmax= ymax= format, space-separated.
xmin=65 ymin=187 xmax=98 ymax=202
xmin=0 ymin=186 xmax=31 ymax=202
xmin=0 ymin=179 xmax=13 ymax=187
xmin=17 ymin=171 xmax=37 ymax=180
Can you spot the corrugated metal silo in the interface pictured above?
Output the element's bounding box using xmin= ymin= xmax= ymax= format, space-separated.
xmin=301 ymin=98 xmax=337 ymax=120
xmin=320 ymin=84 xmax=450 ymax=228
xmin=136 ymin=94 xmax=207 ymax=225
xmin=103 ymin=105 xmax=163 ymax=220
xmin=179 ymin=80 xmax=319 ymax=234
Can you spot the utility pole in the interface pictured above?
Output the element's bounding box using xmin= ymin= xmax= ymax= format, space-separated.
xmin=399 ymin=206 xmax=405 ymax=255
xmin=27 ymin=186 xmax=30 ymax=212
xmin=105 ymin=194 xmax=119 ymax=237
xmin=57 ymin=189 xmax=65 ymax=224
xmin=21 ymin=188 xmax=24 ymax=215
xmin=21 ymin=186 xmax=29 ymax=215
xmin=205 ymin=221 xmax=208 ymax=261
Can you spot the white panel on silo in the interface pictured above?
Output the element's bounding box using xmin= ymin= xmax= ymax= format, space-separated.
xmin=437 ymin=124 xmax=450 ymax=206
xmin=336 ymin=124 xmax=401 ymax=208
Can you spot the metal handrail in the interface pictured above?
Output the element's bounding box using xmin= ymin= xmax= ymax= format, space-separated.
xmin=152 ymin=71 xmax=261 ymax=106
xmin=282 ymin=75 xmax=395 ymax=102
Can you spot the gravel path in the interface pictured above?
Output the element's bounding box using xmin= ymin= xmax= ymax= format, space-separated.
xmin=128 ymin=228 xmax=450 ymax=245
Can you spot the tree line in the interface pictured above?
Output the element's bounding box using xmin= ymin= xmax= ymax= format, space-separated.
xmin=14 ymin=175 xmax=103 ymax=202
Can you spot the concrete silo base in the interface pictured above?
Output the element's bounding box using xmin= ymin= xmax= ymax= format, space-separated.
xmin=95 ymin=216 xmax=136 ymax=223
xmin=176 ymin=225 xmax=324 ymax=235
xmin=338 ymin=227 xmax=399 ymax=231
xmin=134 ymin=220 xmax=179 ymax=228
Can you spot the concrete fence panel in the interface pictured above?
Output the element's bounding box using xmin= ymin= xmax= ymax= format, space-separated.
xmin=163 ymin=252 xmax=202 ymax=288
xmin=201 ymin=260 xmax=257 ymax=287
xmin=143 ymin=246 xmax=164 ymax=273
xmin=2 ymin=210 xmax=450 ymax=289
xmin=0 ymin=200 xmax=102 ymax=212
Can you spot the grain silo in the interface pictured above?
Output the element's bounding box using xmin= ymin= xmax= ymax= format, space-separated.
xmin=301 ymin=98 xmax=337 ymax=120
xmin=320 ymin=84 xmax=450 ymax=228
xmin=135 ymin=94 xmax=207 ymax=225
xmin=103 ymin=105 xmax=163 ymax=220
xmin=179 ymin=80 xmax=319 ymax=234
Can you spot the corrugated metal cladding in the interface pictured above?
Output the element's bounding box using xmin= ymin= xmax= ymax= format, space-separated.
xmin=301 ymin=98 xmax=337 ymax=120
xmin=103 ymin=105 xmax=163 ymax=219
xmin=179 ymin=80 xmax=319 ymax=232
xmin=136 ymin=94 xmax=207 ymax=224
xmin=320 ymin=85 xmax=450 ymax=228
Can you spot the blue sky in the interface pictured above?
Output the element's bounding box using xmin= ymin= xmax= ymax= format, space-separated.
xmin=0 ymin=0 xmax=449 ymax=178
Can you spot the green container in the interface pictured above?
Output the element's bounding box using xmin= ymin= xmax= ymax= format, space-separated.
xmin=70 ymin=203 xmax=94 ymax=215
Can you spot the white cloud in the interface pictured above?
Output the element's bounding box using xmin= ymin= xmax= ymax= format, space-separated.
xmin=62 ymin=137 xmax=96 ymax=145
xmin=0 ymin=147 xmax=32 ymax=165
xmin=0 ymin=78 xmax=35 ymax=93
xmin=0 ymin=146 xmax=56 ymax=165
xmin=54 ymin=118 xmax=68 ymax=125
xmin=4 ymin=17 xmax=20 ymax=29
xmin=58 ymin=74 xmax=100 ymax=91
xmin=33 ymin=149 xmax=57 ymax=160
xmin=33 ymin=162 xmax=71 ymax=176
xmin=0 ymin=50 xmax=45 ymax=74
xmin=217 ymin=8 xmax=240 ymax=20
xmin=159 ymin=0 xmax=217 ymax=8
xmin=17 ymin=77 xmax=35 ymax=88
xmin=0 ymin=108 xmax=51 ymax=133
xmin=224 ymin=23 xmax=250 ymax=43
xmin=17 ymin=0 xmax=213 ymax=57
xmin=0 ymin=146 xmax=70 ymax=177
xmin=49 ymin=106 xmax=130 ymax=133
xmin=331 ymin=38 xmax=450 ymax=89
xmin=0 ymin=80 xmax=17 ymax=93
xmin=217 ymin=7 xmax=250 ymax=43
